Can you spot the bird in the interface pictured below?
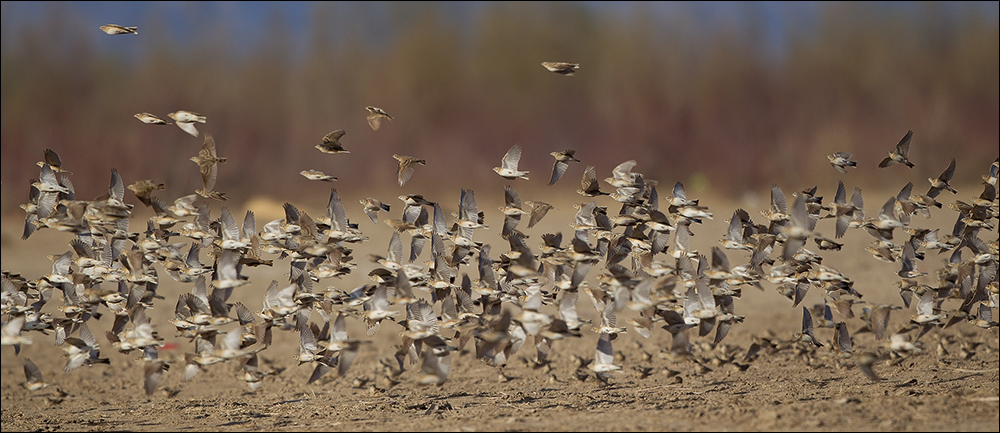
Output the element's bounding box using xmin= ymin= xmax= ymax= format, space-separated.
xmin=604 ymin=160 xmax=638 ymax=188
xmin=982 ymin=156 xmax=998 ymax=186
xmin=853 ymin=352 xmax=881 ymax=381
xmin=239 ymin=353 xmax=266 ymax=391
xmin=22 ymin=358 xmax=53 ymax=391
xmin=493 ymin=143 xmax=530 ymax=180
xmin=19 ymin=181 xmax=41 ymax=240
xmin=760 ymin=183 xmax=790 ymax=224
xmin=361 ymin=284 xmax=398 ymax=336
xmin=589 ymin=332 xmax=621 ymax=379
xmin=370 ymin=230 xmax=404 ymax=271
xmin=143 ymin=358 xmax=170 ymax=397
xmin=360 ymin=198 xmax=391 ymax=224
xmin=62 ymin=323 xmax=110 ymax=372
xmin=42 ymin=250 xmax=73 ymax=285
xmin=366 ymin=106 xmax=393 ymax=131
xmin=216 ymin=207 xmax=249 ymax=250
xmin=127 ymin=179 xmax=165 ymax=207
xmin=499 ymin=185 xmax=530 ymax=239
xmin=897 ymin=241 xmax=926 ymax=279
xmin=393 ymin=154 xmax=426 ymax=186
xmin=168 ymin=193 xmax=200 ymax=217
xmin=828 ymin=151 xmax=858 ymax=173
xmin=35 ymin=148 xmax=72 ymax=176
xmin=398 ymin=193 xmax=435 ymax=208
xmin=134 ymin=113 xmax=171 ymax=125
xmin=863 ymin=196 xmax=903 ymax=240
xmin=417 ymin=337 xmax=457 ymax=386
xmin=300 ymin=169 xmax=337 ymax=182
xmin=813 ymin=235 xmax=843 ymax=251
xmin=830 ymin=180 xmax=857 ymax=239
xmin=878 ymin=130 xmax=915 ymax=168
xmin=832 ymin=322 xmax=853 ymax=356
xmin=524 ymin=200 xmax=555 ymax=229
xmin=926 ymin=158 xmax=957 ymax=198
xmin=190 ymin=133 xmax=228 ymax=200
xmin=792 ymin=306 xmax=823 ymax=348
xmin=668 ymin=181 xmax=699 ymax=209
xmin=541 ymin=62 xmax=580 ymax=76
xmin=168 ymin=110 xmax=207 ymax=137
xmin=969 ymin=304 xmax=999 ymax=329
xmin=316 ymin=129 xmax=350 ymax=154
xmin=577 ymin=165 xmax=608 ymax=197
xmin=2 ymin=313 xmax=32 ymax=352
xmin=909 ymin=289 xmax=946 ymax=326
xmin=548 ymin=149 xmax=580 ymax=185
xmin=781 ymin=194 xmax=814 ymax=262
xmin=100 ymin=24 xmax=138 ymax=35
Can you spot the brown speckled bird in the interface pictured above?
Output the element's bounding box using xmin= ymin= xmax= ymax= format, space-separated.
xmin=316 ymin=129 xmax=350 ymax=154
xmin=394 ymin=154 xmax=426 ymax=187
xmin=548 ymin=149 xmax=580 ymax=186
xmin=190 ymin=134 xmax=228 ymax=200
xmin=878 ymin=130 xmax=915 ymax=169
xmin=541 ymin=62 xmax=580 ymax=76
xmin=134 ymin=112 xmax=171 ymax=125
xmin=168 ymin=110 xmax=207 ymax=137
xmin=127 ymin=179 xmax=165 ymax=207
xmin=366 ymin=106 xmax=393 ymax=131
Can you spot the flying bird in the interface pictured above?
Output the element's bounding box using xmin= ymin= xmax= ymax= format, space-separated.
xmin=190 ymin=133 xmax=228 ymax=200
xmin=549 ymin=149 xmax=580 ymax=185
xmin=22 ymin=358 xmax=53 ymax=391
xmin=168 ymin=110 xmax=207 ymax=137
xmin=792 ymin=306 xmax=823 ymax=348
xmin=493 ymin=143 xmax=529 ymax=180
xmin=127 ymin=179 xmax=165 ymax=207
xmin=100 ymin=24 xmax=138 ymax=35
xmin=854 ymin=352 xmax=881 ymax=381
xmin=366 ymin=106 xmax=393 ymax=131
xmin=926 ymin=158 xmax=957 ymax=198
xmin=524 ymin=200 xmax=555 ymax=229
xmin=878 ymin=130 xmax=915 ymax=168
xmin=300 ymin=169 xmax=337 ymax=182
xmin=393 ymin=154 xmax=426 ymax=187
xmin=134 ymin=113 xmax=171 ymax=125
xmin=499 ymin=184 xmax=530 ymax=238
xmin=360 ymin=198 xmax=391 ymax=224
xmin=541 ymin=62 xmax=580 ymax=76
xmin=35 ymin=148 xmax=72 ymax=175
xmin=827 ymin=151 xmax=857 ymax=173
xmin=577 ymin=165 xmax=608 ymax=197
xmin=316 ymin=129 xmax=350 ymax=154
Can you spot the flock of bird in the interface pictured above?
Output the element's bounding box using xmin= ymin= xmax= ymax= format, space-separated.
xmin=2 ymin=25 xmax=998 ymax=402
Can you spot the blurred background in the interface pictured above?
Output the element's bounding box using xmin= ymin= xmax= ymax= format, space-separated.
xmin=2 ymin=1 xmax=998 ymax=218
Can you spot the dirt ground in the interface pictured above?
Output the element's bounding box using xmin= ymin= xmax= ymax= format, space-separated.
xmin=1 ymin=184 xmax=998 ymax=432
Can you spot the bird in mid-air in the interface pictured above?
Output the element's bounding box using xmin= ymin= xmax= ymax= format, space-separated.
xmin=168 ymin=110 xmax=207 ymax=137
xmin=394 ymin=154 xmax=426 ymax=187
xmin=493 ymin=143 xmax=529 ymax=181
xmin=316 ymin=129 xmax=350 ymax=154
xmin=134 ymin=113 xmax=171 ymax=125
xmin=878 ymin=130 xmax=915 ymax=169
xmin=548 ymin=149 xmax=580 ymax=185
xmin=100 ymin=24 xmax=138 ymax=35
xmin=541 ymin=62 xmax=580 ymax=76
xmin=366 ymin=106 xmax=393 ymax=131
xmin=827 ymin=151 xmax=857 ymax=173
